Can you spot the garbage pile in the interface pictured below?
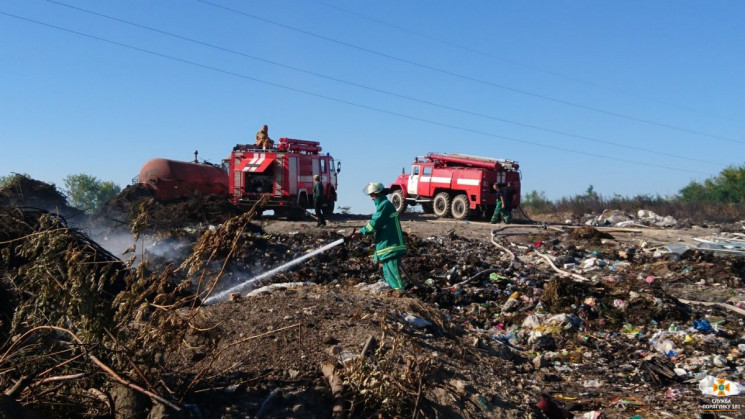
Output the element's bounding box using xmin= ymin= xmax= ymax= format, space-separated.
xmin=93 ymin=182 xmax=242 ymax=231
xmin=143 ymin=218 xmax=745 ymax=417
xmin=1 ymin=177 xmax=744 ymax=418
xmin=586 ymin=209 xmax=680 ymax=228
xmin=0 ymin=173 xmax=80 ymax=218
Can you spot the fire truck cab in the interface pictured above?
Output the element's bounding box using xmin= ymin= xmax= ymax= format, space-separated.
xmin=227 ymin=138 xmax=340 ymax=219
xmin=388 ymin=153 xmax=520 ymax=220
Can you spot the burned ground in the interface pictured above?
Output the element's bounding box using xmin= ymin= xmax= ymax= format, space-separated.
xmin=1 ymin=180 xmax=744 ymax=418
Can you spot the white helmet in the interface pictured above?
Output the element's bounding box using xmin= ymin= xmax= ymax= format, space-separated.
xmin=362 ymin=182 xmax=385 ymax=195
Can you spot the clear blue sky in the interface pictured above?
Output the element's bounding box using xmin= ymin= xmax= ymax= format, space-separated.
xmin=2 ymin=0 xmax=743 ymax=214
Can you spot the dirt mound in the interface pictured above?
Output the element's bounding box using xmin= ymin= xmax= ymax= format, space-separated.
xmin=0 ymin=174 xmax=80 ymax=218
xmin=95 ymin=183 xmax=243 ymax=232
xmin=568 ymin=225 xmax=614 ymax=242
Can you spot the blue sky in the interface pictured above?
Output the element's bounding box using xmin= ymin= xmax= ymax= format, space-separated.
xmin=1 ymin=0 xmax=743 ymax=214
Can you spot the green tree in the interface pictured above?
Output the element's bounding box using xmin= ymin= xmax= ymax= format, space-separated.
xmin=522 ymin=190 xmax=554 ymax=214
xmin=581 ymin=185 xmax=601 ymax=202
xmin=679 ymin=164 xmax=745 ymax=203
xmin=63 ymin=174 xmax=121 ymax=214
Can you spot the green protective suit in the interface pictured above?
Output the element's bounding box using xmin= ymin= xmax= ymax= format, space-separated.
xmin=360 ymin=195 xmax=408 ymax=290
xmin=490 ymin=200 xmax=502 ymax=223
xmin=312 ymin=180 xmax=326 ymax=226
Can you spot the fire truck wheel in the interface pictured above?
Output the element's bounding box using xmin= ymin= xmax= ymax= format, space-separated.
xmin=433 ymin=192 xmax=451 ymax=218
xmin=390 ymin=190 xmax=408 ymax=213
xmin=451 ymin=194 xmax=471 ymax=220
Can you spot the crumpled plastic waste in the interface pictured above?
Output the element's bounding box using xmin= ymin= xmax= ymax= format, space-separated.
xmin=489 ymin=272 xmax=508 ymax=282
xmin=649 ymin=330 xmax=682 ymax=357
xmin=402 ymin=313 xmax=433 ymax=329
xmin=692 ymin=318 xmax=715 ymax=334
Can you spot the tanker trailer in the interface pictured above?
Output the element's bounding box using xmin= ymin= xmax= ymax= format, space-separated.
xmin=138 ymin=158 xmax=229 ymax=201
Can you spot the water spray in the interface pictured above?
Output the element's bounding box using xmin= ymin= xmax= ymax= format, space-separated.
xmin=203 ymin=238 xmax=346 ymax=305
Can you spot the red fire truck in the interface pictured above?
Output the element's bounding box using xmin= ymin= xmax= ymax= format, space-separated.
xmin=226 ymin=138 xmax=340 ymax=219
xmin=387 ymin=153 xmax=520 ymax=220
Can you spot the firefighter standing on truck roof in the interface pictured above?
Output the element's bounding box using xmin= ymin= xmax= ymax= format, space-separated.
xmin=350 ymin=182 xmax=408 ymax=291
xmin=255 ymin=124 xmax=274 ymax=149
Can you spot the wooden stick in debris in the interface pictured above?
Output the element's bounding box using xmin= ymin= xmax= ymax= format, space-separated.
xmin=4 ymin=374 xmax=35 ymax=397
xmin=678 ymin=298 xmax=745 ymax=317
xmin=88 ymin=354 xmax=181 ymax=411
xmin=360 ymin=335 xmax=376 ymax=358
xmin=103 ymin=328 xmax=156 ymax=393
xmin=4 ymin=326 xmax=181 ymax=412
xmin=321 ymin=361 xmax=345 ymax=418
xmin=35 ymin=373 xmax=87 ymax=385
xmin=412 ymin=373 xmax=424 ymax=419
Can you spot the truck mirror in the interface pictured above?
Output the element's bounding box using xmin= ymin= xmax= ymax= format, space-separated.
xmin=337 ymin=161 xmax=342 ymax=173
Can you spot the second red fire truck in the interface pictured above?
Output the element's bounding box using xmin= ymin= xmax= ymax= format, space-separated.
xmin=387 ymin=153 xmax=520 ymax=220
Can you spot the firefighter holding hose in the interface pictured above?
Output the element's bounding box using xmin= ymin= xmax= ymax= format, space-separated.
xmin=350 ymin=182 xmax=408 ymax=290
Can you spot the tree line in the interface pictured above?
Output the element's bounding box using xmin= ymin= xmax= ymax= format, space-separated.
xmin=0 ymin=173 xmax=120 ymax=214
xmin=521 ymin=164 xmax=745 ymax=221
xmin=2 ymin=163 xmax=744 ymax=218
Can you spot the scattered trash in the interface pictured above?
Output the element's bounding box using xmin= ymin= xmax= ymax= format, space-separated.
xmin=692 ymin=318 xmax=715 ymax=334
xmin=2 ymin=182 xmax=743 ymax=418
xmin=402 ymin=313 xmax=433 ymax=329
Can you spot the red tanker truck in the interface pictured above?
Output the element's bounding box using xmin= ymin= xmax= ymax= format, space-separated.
xmin=138 ymin=138 xmax=340 ymax=219
xmin=138 ymin=158 xmax=229 ymax=201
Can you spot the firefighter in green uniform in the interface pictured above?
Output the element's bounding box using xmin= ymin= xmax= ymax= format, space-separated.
xmin=490 ymin=182 xmax=504 ymax=224
xmin=351 ymin=182 xmax=408 ymax=290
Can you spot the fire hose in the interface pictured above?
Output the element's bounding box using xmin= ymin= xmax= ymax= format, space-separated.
xmin=203 ymin=237 xmax=346 ymax=305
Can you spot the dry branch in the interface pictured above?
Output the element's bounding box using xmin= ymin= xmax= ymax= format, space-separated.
xmin=321 ymin=361 xmax=345 ymax=418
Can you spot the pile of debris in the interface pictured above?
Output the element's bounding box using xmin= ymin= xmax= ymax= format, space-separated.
xmin=93 ymin=183 xmax=242 ymax=232
xmin=156 ymin=219 xmax=745 ymax=418
xmin=0 ymin=174 xmax=80 ymax=218
xmin=1 ymin=177 xmax=744 ymax=418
